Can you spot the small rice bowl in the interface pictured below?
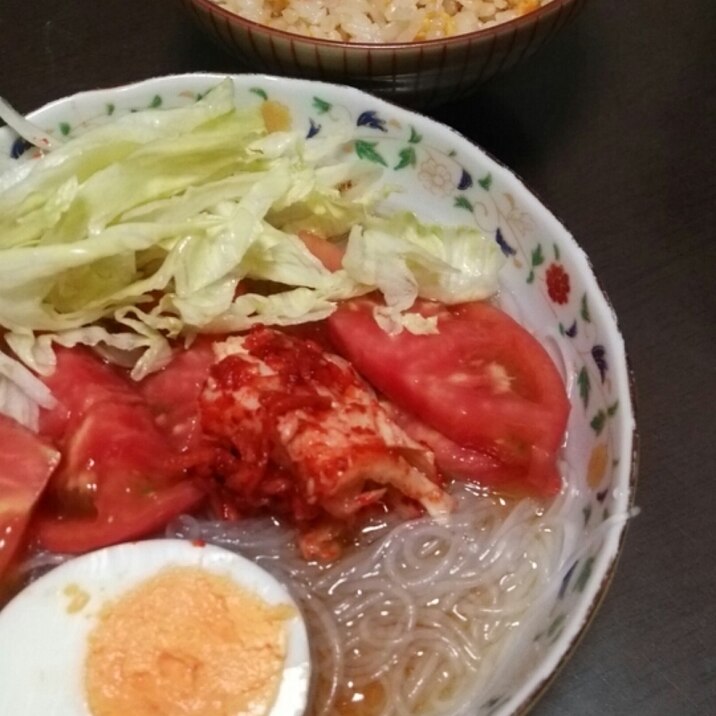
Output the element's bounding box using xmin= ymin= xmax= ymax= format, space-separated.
xmin=212 ymin=0 xmax=554 ymax=43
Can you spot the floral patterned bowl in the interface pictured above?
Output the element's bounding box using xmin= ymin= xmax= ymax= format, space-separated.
xmin=180 ymin=0 xmax=587 ymax=107
xmin=0 ymin=73 xmax=636 ymax=716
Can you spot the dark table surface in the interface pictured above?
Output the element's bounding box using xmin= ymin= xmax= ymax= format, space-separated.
xmin=1 ymin=0 xmax=714 ymax=713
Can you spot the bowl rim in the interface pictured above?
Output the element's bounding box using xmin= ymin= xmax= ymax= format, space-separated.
xmin=184 ymin=0 xmax=580 ymax=51
xmin=515 ymin=365 xmax=640 ymax=715
xmin=2 ymin=71 xmax=638 ymax=716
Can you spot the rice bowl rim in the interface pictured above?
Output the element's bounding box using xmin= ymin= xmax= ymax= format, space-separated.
xmin=0 ymin=72 xmax=638 ymax=716
xmin=186 ymin=0 xmax=579 ymax=51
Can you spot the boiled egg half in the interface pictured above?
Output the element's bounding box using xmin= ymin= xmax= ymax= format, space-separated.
xmin=0 ymin=539 xmax=311 ymax=716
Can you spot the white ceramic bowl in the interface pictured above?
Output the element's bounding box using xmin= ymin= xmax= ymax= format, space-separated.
xmin=0 ymin=73 xmax=637 ymax=716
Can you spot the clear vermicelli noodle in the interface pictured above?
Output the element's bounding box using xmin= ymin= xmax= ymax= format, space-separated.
xmin=169 ymin=481 xmax=582 ymax=716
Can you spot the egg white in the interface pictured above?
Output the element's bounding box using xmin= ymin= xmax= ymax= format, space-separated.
xmin=0 ymin=539 xmax=311 ymax=716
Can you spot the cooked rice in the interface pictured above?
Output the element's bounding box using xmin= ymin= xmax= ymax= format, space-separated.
xmin=213 ymin=0 xmax=553 ymax=42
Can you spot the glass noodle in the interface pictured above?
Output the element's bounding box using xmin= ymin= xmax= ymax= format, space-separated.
xmin=169 ymin=481 xmax=575 ymax=716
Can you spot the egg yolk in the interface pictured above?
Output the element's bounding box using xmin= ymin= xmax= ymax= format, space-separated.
xmin=84 ymin=566 xmax=294 ymax=716
xmin=63 ymin=583 xmax=90 ymax=614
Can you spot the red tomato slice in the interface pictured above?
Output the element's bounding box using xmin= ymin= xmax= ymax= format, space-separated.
xmin=38 ymin=347 xmax=142 ymax=442
xmin=57 ymin=401 xmax=190 ymax=507
xmin=328 ymin=298 xmax=569 ymax=496
xmin=297 ymin=230 xmax=345 ymax=272
xmin=35 ymin=348 xmax=206 ymax=553
xmin=39 ymin=348 xmax=171 ymax=507
xmin=0 ymin=415 xmax=60 ymax=578
xmin=139 ymin=338 xmax=215 ymax=452
xmin=387 ymin=403 xmax=549 ymax=496
xmin=35 ymin=481 xmax=204 ymax=555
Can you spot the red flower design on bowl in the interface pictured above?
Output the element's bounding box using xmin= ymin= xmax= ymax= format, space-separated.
xmin=546 ymin=263 xmax=570 ymax=304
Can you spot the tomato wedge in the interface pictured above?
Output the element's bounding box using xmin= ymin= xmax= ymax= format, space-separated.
xmin=35 ymin=481 xmax=204 ymax=554
xmin=35 ymin=348 xmax=205 ymax=553
xmin=297 ymin=230 xmax=345 ymax=272
xmin=328 ymin=298 xmax=570 ymax=496
xmin=35 ymin=401 xmax=205 ymax=553
xmin=38 ymin=346 xmax=142 ymax=443
xmin=387 ymin=403 xmax=547 ymax=495
xmin=0 ymin=415 xmax=60 ymax=579
xmin=139 ymin=338 xmax=215 ymax=452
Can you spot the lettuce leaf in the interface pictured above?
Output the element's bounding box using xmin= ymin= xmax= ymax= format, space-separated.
xmin=0 ymin=79 xmax=503 ymax=378
xmin=0 ymin=80 xmax=240 ymax=237
xmin=0 ymin=350 xmax=56 ymax=430
xmin=343 ymin=212 xmax=505 ymax=332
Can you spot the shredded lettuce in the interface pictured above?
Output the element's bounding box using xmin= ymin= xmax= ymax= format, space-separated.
xmin=0 ymin=79 xmax=503 ymax=378
xmin=343 ymin=213 xmax=504 ymax=333
xmin=0 ymin=350 xmax=56 ymax=430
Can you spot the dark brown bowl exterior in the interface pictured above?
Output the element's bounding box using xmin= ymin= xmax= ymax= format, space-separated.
xmin=181 ymin=0 xmax=586 ymax=107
